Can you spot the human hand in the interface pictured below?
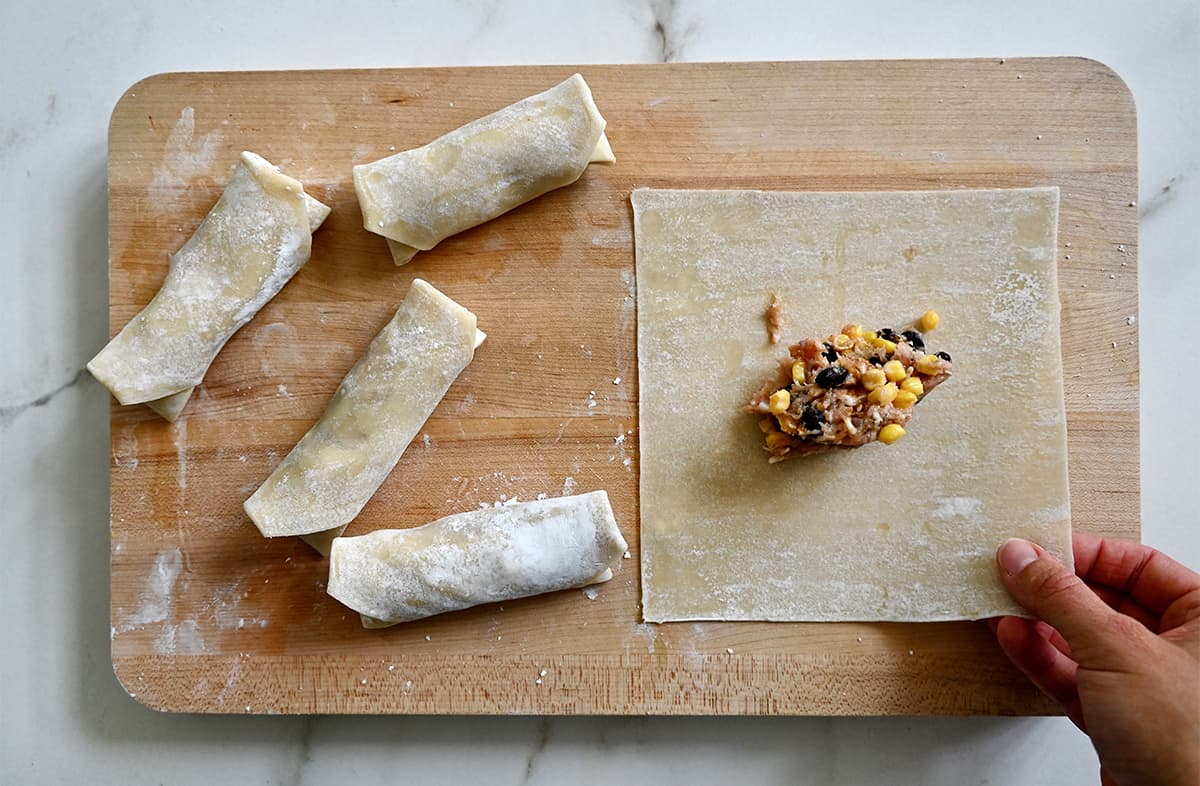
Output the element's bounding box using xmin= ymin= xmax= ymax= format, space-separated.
xmin=992 ymin=533 xmax=1200 ymax=786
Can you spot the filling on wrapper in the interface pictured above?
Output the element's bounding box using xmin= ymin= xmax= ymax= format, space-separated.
xmin=743 ymin=311 xmax=953 ymax=462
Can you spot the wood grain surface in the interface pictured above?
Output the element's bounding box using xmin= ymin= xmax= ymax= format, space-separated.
xmin=107 ymin=58 xmax=1139 ymax=715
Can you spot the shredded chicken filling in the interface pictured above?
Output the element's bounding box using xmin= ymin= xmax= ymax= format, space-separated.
xmin=743 ymin=318 xmax=953 ymax=462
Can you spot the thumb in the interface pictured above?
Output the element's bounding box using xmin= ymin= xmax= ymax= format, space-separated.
xmin=996 ymin=538 xmax=1128 ymax=662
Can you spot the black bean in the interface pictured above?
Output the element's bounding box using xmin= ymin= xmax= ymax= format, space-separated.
xmin=901 ymin=330 xmax=925 ymax=351
xmin=801 ymin=405 xmax=825 ymax=433
xmin=815 ymin=364 xmax=849 ymax=388
xmin=878 ymin=327 xmax=901 ymax=342
xmin=822 ymin=342 xmax=839 ymax=362
xmin=935 ymin=351 xmax=952 ymax=362
xmin=868 ymin=356 xmax=884 ymax=366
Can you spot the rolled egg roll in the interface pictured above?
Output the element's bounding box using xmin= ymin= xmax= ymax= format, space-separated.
xmin=353 ymin=73 xmax=614 ymax=264
xmin=243 ymin=278 xmax=485 ymax=554
xmin=327 ymin=491 xmax=628 ymax=627
xmin=88 ymin=151 xmax=330 ymax=421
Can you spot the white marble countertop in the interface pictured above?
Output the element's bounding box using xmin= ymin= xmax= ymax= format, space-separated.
xmin=2 ymin=1 xmax=1196 ymax=783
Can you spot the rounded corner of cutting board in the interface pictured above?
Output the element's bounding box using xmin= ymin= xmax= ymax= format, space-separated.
xmin=111 ymin=656 xmax=178 ymax=714
xmin=108 ymin=71 xmax=190 ymax=140
xmin=1055 ymin=56 xmax=1137 ymax=117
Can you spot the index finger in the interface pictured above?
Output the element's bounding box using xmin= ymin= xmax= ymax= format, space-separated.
xmin=1073 ymin=533 xmax=1200 ymax=616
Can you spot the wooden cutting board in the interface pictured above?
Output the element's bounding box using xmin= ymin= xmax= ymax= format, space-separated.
xmin=107 ymin=58 xmax=1139 ymax=715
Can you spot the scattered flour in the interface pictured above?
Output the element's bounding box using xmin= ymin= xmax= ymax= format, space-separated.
xmin=632 ymin=623 xmax=658 ymax=654
xmin=115 ymin=428 xmax=139 ymax=470
xmin=207 ymin=582 xmax=270 ymax=631
xmin=610 ymin=430 xmax=633 ymax=471
xmin=989 ymin=270 xmax=1050 ymax=346
xmin=125 ymin=548 xmax=183 ymax=627
xmin=131 ymin=549 xmax=182 ymax=624
xmin=590 ymin=228 xmax=632 ymax=248
xmin=484 ymin=495 xmax=524 ymax=509
xmin=148 ymin=107 xmax=223 ymax=198
xmin=154 ymin=619 xmax=207 ymax=655
xmin=932 ymin=496 xmax=983 ymax=521
xmin=172 ymin=419 xmax=188 ymax=491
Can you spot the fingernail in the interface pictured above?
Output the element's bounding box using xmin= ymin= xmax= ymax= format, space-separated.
xmin=998 ymin=538 xmax=1038 ymax=576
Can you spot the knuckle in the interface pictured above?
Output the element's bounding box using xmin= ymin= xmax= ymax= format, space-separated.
xmin=1103 ymin=612 xmax=1146 ymax=642
xmin=1026 ymin=563 xmax=1081 ymax=601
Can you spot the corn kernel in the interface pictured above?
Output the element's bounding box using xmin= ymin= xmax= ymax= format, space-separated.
xmin=894 ymin=390 xmax=918 ymax=408
xmin=765 ymin=431 xmax=792 ymax=450
xmin=864 ymin=330 xmax=878 ymax=342
xmin=872 ymin=337 xmax=897 ymax=353
xmin=878 ymin=424 xmax=906 ymax=444
xmin=883 ymin=359 xmax=907 ymax=382
xmin=862 ymin=367 xmax=887 ymax=391
xmin=916 ymin=354 xmax=941 ymax=375
xmin=918 ymin=310 xmax=940 ymax=332
xmin=791 ymin=360 xmax=806 ymax=385
xmin=769 ymin=389 xmax=791 ymax=414
xmin=843 ymin=324 xmax=864 ymax=340
xmin=868 ymin=382 xmax=898 ymax=406
xmin=900 ymin=377 xmax=925 ymax=396
xmin=832 ymin=333 xmax=853 ymax=351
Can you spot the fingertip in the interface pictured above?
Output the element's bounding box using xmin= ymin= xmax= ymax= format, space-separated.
xmin=993 ymin=615 xmax=1032 ymax=645
xmin=993 ymin=616 xmax=1076 ymax=696
xmin=998 ymin=538 xmax=1040 ymax=577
